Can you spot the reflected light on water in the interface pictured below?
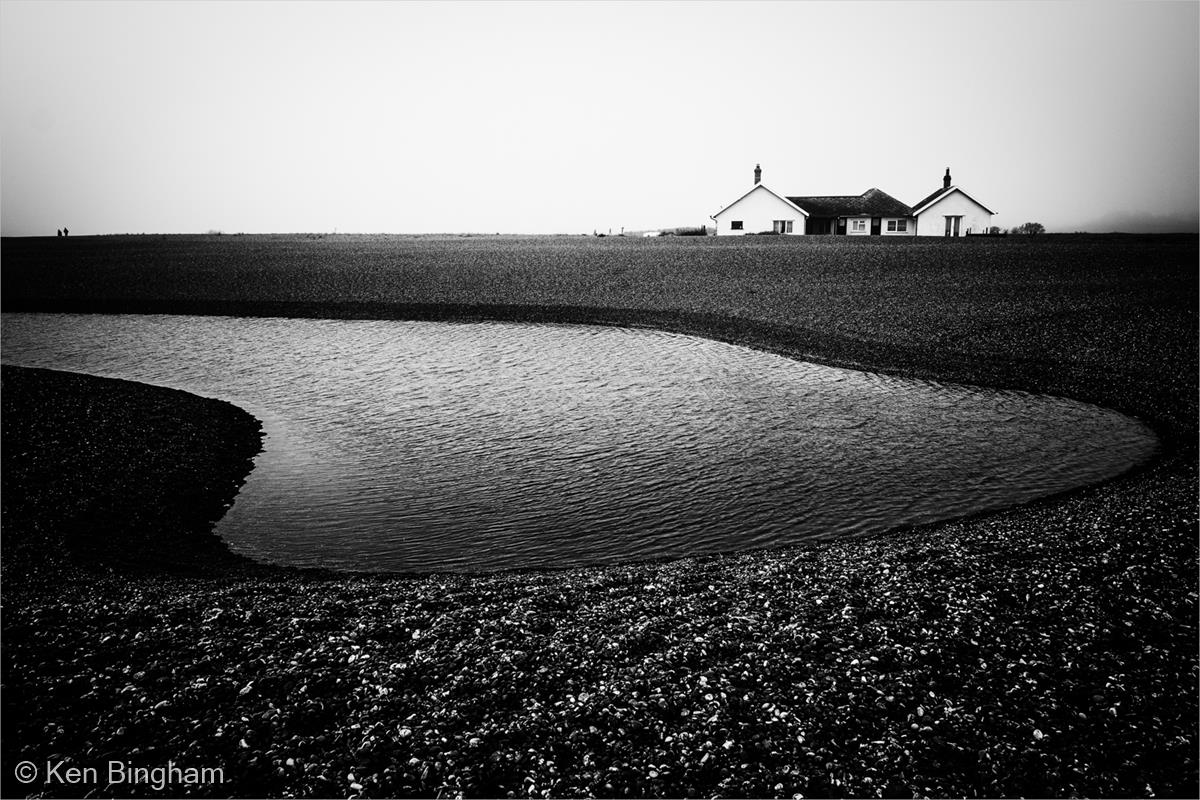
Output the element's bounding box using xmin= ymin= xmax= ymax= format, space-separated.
xmin=1 ymin=313 xmax=1158 ymax=573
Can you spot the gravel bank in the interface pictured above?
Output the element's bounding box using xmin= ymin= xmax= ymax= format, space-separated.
xmin=2 ymin=234 xmax=1196 ymax=798
xmin=1 ymin=367 xmax=266 ymax=583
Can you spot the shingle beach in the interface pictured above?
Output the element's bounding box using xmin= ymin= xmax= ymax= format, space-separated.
xmin=2 ymin=234 xmax=1196 ymax=798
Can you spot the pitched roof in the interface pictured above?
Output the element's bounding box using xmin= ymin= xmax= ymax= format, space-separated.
xmin=711 ymin=183 xmax=810 ymax=219
xmin=910 ymin=187 xmax=947 ymax=214
xmin=786 ymin=188 xmax=912 ymax=218
xmin=910 ymin=186 xmax=996 ymax=216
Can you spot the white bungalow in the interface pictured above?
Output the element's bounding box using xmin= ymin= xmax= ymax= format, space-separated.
xmin=712 ymin=165 xmax=994 ymax=237
xmin=710 ymin=166 xmax=808 ymax=235
xmin=909 ymin=169 xmax=997 ymax=237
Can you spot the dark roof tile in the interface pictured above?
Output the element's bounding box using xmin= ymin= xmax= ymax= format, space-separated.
xmin=787 ymin=188 xmax=912 ymax=218
xmin=911 ymin=187 xmax=950 ymax=213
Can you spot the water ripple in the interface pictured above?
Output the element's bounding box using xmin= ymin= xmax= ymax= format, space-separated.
xmin=1 ymin=313 xmax=1158 ymax=573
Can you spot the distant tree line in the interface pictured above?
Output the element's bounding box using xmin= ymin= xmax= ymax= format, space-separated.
xmin=658 ymin=225 xmax=708 ymax=237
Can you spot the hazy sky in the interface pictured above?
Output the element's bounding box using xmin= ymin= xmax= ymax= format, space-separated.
xmin=2 ymin=0 xmax=1197 ymax=235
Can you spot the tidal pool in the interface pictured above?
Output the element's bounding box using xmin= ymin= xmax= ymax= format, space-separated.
xmin=1 ymin=313 xmax=1158 ymax=573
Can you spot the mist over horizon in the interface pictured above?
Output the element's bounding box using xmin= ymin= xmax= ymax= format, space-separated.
xmin=2 ymin=1 xmax=1197 ymax=237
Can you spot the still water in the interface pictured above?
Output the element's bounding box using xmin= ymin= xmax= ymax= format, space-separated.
xmin=1 ymin=313 xmax=1157 ymax=573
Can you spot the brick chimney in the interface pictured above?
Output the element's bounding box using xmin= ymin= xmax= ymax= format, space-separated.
xmin=754 ymin=164 xmax=762 ymax=185
xmin=943 ymin=168 xmax=952 ymax=190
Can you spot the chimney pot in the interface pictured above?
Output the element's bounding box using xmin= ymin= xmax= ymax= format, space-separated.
xmin=754 ymin=164 xmax=762 ymax=185
xmin=943 ymin=168 xmax=952 ymax=190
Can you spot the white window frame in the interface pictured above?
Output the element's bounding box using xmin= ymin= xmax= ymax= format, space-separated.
xmin=850 ymin=219 xmax=867 ymax=233
xmin=773 ymin=220 xmax=794 ymax=234
xmin=730 ymin=220 xmax=743 ymax=230
xmin=887 ymin=219 xmax=908 ymax=232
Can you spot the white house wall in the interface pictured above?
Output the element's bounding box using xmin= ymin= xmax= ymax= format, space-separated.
xmin=713 ymin=186 xmax=807 ymax=235
xmin=914 ymin=191 xmax=993 ymax=236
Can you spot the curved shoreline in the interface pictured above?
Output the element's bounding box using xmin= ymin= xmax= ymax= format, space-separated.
xmin=1 ymin=365 xmax=270 ymax=582
xmin=4 ymin=358 xmax=1194 ymax=795
xmin=0 ymin=310 xmax=1168 ymax=580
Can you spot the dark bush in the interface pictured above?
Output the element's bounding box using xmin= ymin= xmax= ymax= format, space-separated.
xmin=1010 ymin=222 xmax=1045 ymax=235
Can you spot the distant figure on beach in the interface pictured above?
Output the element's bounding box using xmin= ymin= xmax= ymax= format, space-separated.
xmin=56 ymin=229 xmax=62 ymax=237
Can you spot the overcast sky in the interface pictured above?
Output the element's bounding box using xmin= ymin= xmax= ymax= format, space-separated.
xmin=2 ymin=0 xmax=1197 ymax=235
